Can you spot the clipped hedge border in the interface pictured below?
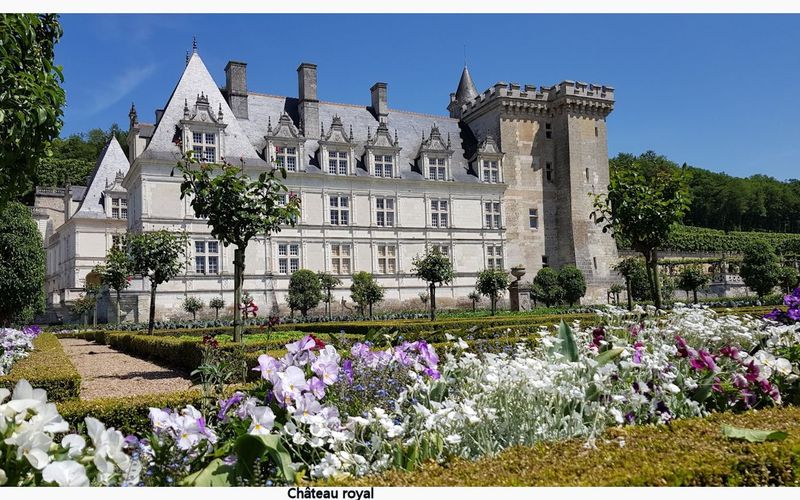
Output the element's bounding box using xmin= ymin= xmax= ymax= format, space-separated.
xmin=0 ymin=333 xmax=81 ymax=402
xmin=338 ymin=405 xmax=800 ymax=486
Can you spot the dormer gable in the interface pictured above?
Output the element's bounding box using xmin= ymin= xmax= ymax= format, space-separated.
xmin=364 ymin=122 xmax=401 ymax=178
xmin=179 ymin=92 xmax=228 ymax=163
xmin=416 ymin=124 xmax=454 ymax=181
xmin=265 ymin=113 xmax=305 ymax=172
xmin=469 ymin=134 xmax=504 ymax=182
xmin=318 ymin=115 xmax=356 ymax=176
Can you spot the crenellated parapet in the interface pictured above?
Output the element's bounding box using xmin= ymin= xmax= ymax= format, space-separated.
xmin=459 ymin=80 xmax=614 ymax=119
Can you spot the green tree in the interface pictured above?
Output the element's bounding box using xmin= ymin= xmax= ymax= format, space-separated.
xmin=476 ymin=269 xmax=510 ymax=316
xmin=677 ymin=265 xmax=709 ymax=304
xmin=468 ymin=290 xmax=481 ymax=312
xmin=609 ymin=283 xmax=624 ymax=305
xmin=411 ymin=247 xmax=455 ymax=321
xmin=350 ymin=272 xmax=384 ymax=319
xmin=95 ymin=246 xmax=132 ymax=323
xmin=0 ymin=14 xmax=66 ymax=205
xmin=532 ymin=267 xmax=563 ymax=307
xmin=612 ymin=257 xmax=640 ymax=310
xmin=70 ymin=285 xmax=99 ymax=326
xmin=558 ymin=265 xmax=587 ymax=307
xmin=317 ymin=272 xmax=341 ymax=321
xmin=127 ymin=230 xmax=187 ymax=334
xmin=174 ymin=154 xmax=300 ymax=342
xmin=778 ymin=266 xmax=800 ymax=294
xmin=593 ymin=151 xmax=692 ymax=308
xmin=288 ymin=269 xmax=323 ymax=318
xmin=209 ymin=297 xmax=225 ymax=320
xmin=0 ymin=202 xmax=45 ymax=325
xmin=182 ymin=296 xmax=204 ymax=321
xmin=739 ymin=241 xmax=782 ymax=299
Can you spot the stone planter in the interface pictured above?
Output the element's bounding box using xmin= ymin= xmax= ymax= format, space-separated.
xmin=510 ymin=266 xmax=526 ymax=280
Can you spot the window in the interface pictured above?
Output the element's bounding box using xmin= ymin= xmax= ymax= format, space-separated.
xmin=112 ymin=234 xmax=122 ymax=250
xmin=484 ymin=201 xmax=501 ymax=229
xmin=110 ymin=197 xmax=127 ymax=219
xmin=329 ymin=195 xmax=350 ymax=226
xmin=195 ymin=240 xmax=220 ymax=274
xmin=428 ymin=157 xmax=447 ymax=181
xmin=542 ymin=255 xmax=549 ymax=268
xmin=593 ymin=257 xmax=598 ymax=270
xmin=375 ymin=155 xmax=394 ymax=177
xmin=377 ymin=244 xmax=397 ymax=274
xmin=545 ymin=162 xmax=553 ymax=182
xmin=529 ymin=208 xmax=539 ymax=229
xmin=278 ymin=243 xmax=300 ymax=274
xmin=275 ymin=145 xmax=297 ymax=172
xmin=585 ymin=168 xmax=590 ymax=182
xmin=429 ymin=244 xmax=450 ymax=259
xmin=190 ymin=131 xmax=217 ymax=163
xmin=375 ymin=197 xmax=395 ymax=227
xmin=430 ymin=199 xmax=449 ymax=228
xmin=328 ymin=150 xmax=349 ymax=175
xmin=595 ymin=126 xmax=599 ymax=137
xmin=545 ymin=122 xmax=552 ymax=139
xmin=487 ymin=245 xmax=503 ymax=270
xmin=482 ymin=160 xmax=499 ymax=183
xmin=330 ymin=244 xmax=351 ymax=275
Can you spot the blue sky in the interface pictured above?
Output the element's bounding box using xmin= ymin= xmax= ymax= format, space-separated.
xmin=56 ymin=14 xmax=800 ymax=180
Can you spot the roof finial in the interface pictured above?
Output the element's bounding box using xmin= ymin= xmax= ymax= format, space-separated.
xmin=183 ymin=98 xmax=189 ymax=119
xmin=394 ymin=129 xmax=398 ymax=145
xmin=320 ymin=122 xmax=325 ymax=137
xmin=129 ymin=102 xmax=137 ymax=124
xmin=349 ymin=124 xmax=353 ymax=141
xmin=447 ymin=132 xmax=451 ymax=148
xmin=367 ymin=127 xmax=371 ymax=141
xmin=218 ymin=103 xmax=224 ymax=122
xmin=464 ymin=44 xmax=467 ymax=67
xmin=267 ymin=116 xmax=272 ymax=134
xmin=192 ymin=36 xmax=197 ymax=53
xmin=185 ymin=51 xmax=189 ymax=65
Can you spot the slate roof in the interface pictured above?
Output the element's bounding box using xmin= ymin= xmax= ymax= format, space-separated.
xmin=73 ymin=137 xmax=130 ymax=219
xmin=139 ymin=52 xmax=483 ymax=183
xmin=455 ymin=66 xmax=479 ymax=103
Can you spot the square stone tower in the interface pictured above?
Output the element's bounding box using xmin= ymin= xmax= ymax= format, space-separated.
xmin=451 ymin=69 xmax=618 ymax=301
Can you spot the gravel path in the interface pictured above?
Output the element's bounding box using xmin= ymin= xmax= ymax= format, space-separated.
xmin=60 ymin=338 xmax=195 ymax=400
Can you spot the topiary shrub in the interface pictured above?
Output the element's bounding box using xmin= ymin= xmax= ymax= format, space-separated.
xmin=0 ymin=333 xmax=80 ymax=401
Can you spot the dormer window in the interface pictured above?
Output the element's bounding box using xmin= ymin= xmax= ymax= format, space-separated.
xmin=111 ymin=197 xmax=127 ymax=219
xmin=375 ymin=155 xmax=393 ymax=177
xmin=180 ymin=92 xmax=226 ymax=164
xmin=319 ymin=115 xmax=356 ymax=176
xmin=417 ymin=125 xmax=453 ymax=181
xmin=275 ymin=145 xmax=297 ymax=172
xmin=265 ymin=113 xmax=304 ymax=172
xmin=328 ymin=151 xmax=349 ymax=175
xmin=471 ymin=135 xmax=503 ymax=183
xmin=482 ymin=160 xmax=500 ymax=183
xmin=190 ymin=131 xmax=218 ymax=163
xmin=428 ymin=158 xmax=447 ymax=181
xmin=365 ymin=123 xmax=401 ymax=178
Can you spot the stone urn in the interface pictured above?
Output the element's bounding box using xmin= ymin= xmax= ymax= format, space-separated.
xmin=510 ymin=265 xmax=526 ymax=281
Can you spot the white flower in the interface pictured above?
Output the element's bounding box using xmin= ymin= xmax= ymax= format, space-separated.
xmin=61 ymin=434 xmax=86 ymax=458
xmin=445 ymin=434 xmax=462 ymax=445
xmin=5 ymin=426 xmax=53 ymax=469
xmin=666 ymin=383 xmax=681 ymax=394
xmin=248 ymin=407 xmax=275 ymax=435
xmin=85 ymin=417 xmax=130 ymax=483
xmin=42 ymin=460 xmax=90 ymax=487
xmin=0 ymin=467 xmax=6 ymax=486
xmin=609 ymin=408 xmax=624 ymax=424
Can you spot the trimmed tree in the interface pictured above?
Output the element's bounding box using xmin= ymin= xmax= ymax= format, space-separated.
xmin=740 ymin=241 xmax=781 ymax=299
xmin=127 ymin=230 xmax=187 ymax=335
xmin=468 ymin=290 xmax=481 ymax=312
xmin=0 ymin=14 xmax=66 ymax=205
xmin=411 ymin=247 xmax=455 ymax=321
xmin=476 ymin=269 xmax=510 ymax=316
xmin=174 ymin=154 xmax=300 ymax=343
xmin=288 ymin=269 xmax=323 ymax=318
xmin=558 ymin=265 xmax=587 ymax=307
xmin=532 ymin=267 xmax=563 ymax=307
xmin=778 ymin=266 xmax=800 ymax=294
xmin=677 ymin=265 xmax=709 ymax=304
xmin=317 ymin=272 xmax=342 ymax=321
xmin=350 ymin=272 xmax=384 ymax=319
xmin=95 ymin=246 xmax=132 ymax=324
xmin=209 ymin=297 xmax=225 ymax=320
xmin=182 ymin=296 xmax=204 ymax=321
xmin=609 ymin=283 xmax=624 ymax=305
xmin=0 ymin=202 xmax=45 ymax=325
xmin=592 ymin=151 xmax=691 ymax=309
xmin=613 ymin=257 xmax=640 ymax=310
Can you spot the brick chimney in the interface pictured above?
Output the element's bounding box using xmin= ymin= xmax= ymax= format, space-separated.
xmin=370 ymin=82 xmax=388 ymax=123
xmin=225 ymin=61 xmax=248 ymax=119
xmin=297 ymin=63 xmax=320 ymax=138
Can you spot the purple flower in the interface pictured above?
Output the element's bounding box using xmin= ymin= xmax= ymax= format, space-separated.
xmin=788 ymin=308 xmax=800 ymax=322
xmin=341 ymin=359 xmax=354 ymax=384
xmin=591 ymin=327 xmax=605 ymax=348
xmin=674 ymin=335 xmax=691 ymax=358
xmin=632 ymin=341 xmax=644 ymax=364
xmin=253 ymin=355 xmax=282 ymax=383
xmin=624 ymin=411 xmax=636 ymax=424
xmin=732 ymin=373 xmax=748 ymax=389
xmin=764 ymin=308 xmax=785 ymax=322
xmin=217 ymin=391 xmax=244 ymax=422
xmin=720 ymin=346 xmax=740 ymax=359
xmin=308 ymin=376 xmax=326 ymax=399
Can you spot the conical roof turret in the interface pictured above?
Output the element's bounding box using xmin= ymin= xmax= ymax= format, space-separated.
xmin=455 ymin=65 xmax=479 ymax=103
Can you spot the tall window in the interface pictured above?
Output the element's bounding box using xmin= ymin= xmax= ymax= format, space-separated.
xmin=277 ymin=243 xmax=300 ymax=274
xmin=195 ymin=241 xmax=219 ymax=274
xmin=529 ymin=208 xmax=539 ymax=229
xmin=375 ymin=197 xmax=395 ymax=227
xmin=430 ymin=199 xmax=449 ymax=228
xmin=190 ymin=131 xmax=217 ymax=163
xmin=545 ymin=162 xmax=553 ymax=182
xmin=484 ymin=201 xmax=501 ymax=229
xmin=430 ymin=244 xmax=450 ymax=259
xmin=111 ymin=197 xmax=127 ymax=219
xmin=374 ymin=155 xmax=394 ymax=177
xmin=329 ymin=195 xmax=350 ymax=225
xmin=377 ymin=244 xmax=397 ymax=274
xmin=487 ymin=245 xmax=503 ymax=270
xmin=275 ymin=145 xmax=297 ymax=172
xmin=482 ymin=160 xmax=500 ymax=183
xmin=428 ymin=157 xmax=447 ymax=180
xmin=328 ymin=150 xmax=348 ymax=175
xmin=111 ymin=234 xmax=122 ymax=250
xmin=330 ymin=244 xmax=351 ymax=275
xmin=545 ymin=122 xmax=552 ymax=139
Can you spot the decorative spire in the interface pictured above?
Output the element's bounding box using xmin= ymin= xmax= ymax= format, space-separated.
xmin=394 ymin=129 xmax=399 ymax=145
xmin=349 ymin=124 xmax=353 ymax=141
xmin=267 ymin=116 xmax=272 ymax=135
xmin=192 ymin=36 xmax=197 ymax=53
xmin=367 ymin=127 xmax=371 ymax=141
xmin=320 ymin=122 xmax=325 ymax=137
xmin=183 ymin=98 xmax=189 ymax=119
xmin=128 ymin=102 xmax=137 ymax=125
xmin=185 ymin=51 xmax=189 ymax=65
xmin=218 ymin=103 xmax=224 ymax=122
xmin=447 ymin=133 xmax=451 ymax=149
xmin=455 ymin=65 xmax=479 ymax=103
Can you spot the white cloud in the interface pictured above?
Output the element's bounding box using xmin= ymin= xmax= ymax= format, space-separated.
xmin=85 ymin=63 xmax=157 ymax=115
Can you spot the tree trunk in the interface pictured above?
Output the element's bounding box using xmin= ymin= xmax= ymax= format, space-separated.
xmin=693 ymin=289 xmax=698 ymax=304
xmin=491 ymin=296 xmax=497 ymax=316
xmin=368 ymin=303 xmax=373 ymax=319
xmin=472 ymin=299 xmax=476 ymax=313
xmin=192 ymin=311 xmax=197 ymax=321
xmin=625 ymin=277 xmax=632 ymax=311
xmin=233 ymin=246 xmax=245 ymax=344
xmin=148 ymin=282 xmax=157 ymax=335
xmin=116 ymin=289 xmax=122 ymax=325
xmin=215 ymin=308 xmax=219 ymax=320
xmin=429 ymin=283 xmax=436 ymax=321
xmin=647 ymin=250 xmax=663 ymax=309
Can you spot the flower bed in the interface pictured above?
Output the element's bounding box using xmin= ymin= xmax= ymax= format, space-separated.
xmin=0 ymin=333 xmax=81 ymax=402
xmin=0 ymin=326 xmax=40 ymax=375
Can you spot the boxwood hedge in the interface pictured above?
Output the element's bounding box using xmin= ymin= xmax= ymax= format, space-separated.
xmin=0 ymin=333 xmax=81 ymax=402
xmin=337 ymin=406 xmax=800 ymax=486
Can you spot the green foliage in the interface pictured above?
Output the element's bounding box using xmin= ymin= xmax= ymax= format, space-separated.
xmin=412 ymin=247 xmax=455 ymax=321
xmin=350 ymin=272 xmax=384 ymax=318
xmin=96 ymin=246 xmax=132 ymax=296
xmin=556 ymin=320 xmax=578 ymax=362
xmin=0 ymin=14 xmax=65 ymax=205
xmin=660 ymin=225 xmax=800 ymax=255
xmin=531 ymin=267 xmax=563 ymax=307
xmin=337 ymin=405 xmax=800 ymax=486
xmin=70 ymin=285 xmax=98 ymax=320
xmin=777 ymin=266 xmax=800 ymax=293
xmin=0 ymin=334 xmax=80 ymax=402
xmin=0 ymin=202 xmax=45 ymax=324
xmin=557 ymin=265 xmax=587 ymax=306
xmin=740 ymin=241 xmax=781 ymax=298
xmin=287 ymin=269 xmax=323 ymax=317
xmin=721 ymin=425 xmax=787 ymax=443
xmin=476 ymin=269 xmax=510 ymax=315
xmin=677 ymin=265 xmax=710 ymax=303
xmin=182 ymin=296 xmax=204 ymax=320
xmin=209 ymin=297 xmax=226 ymax=319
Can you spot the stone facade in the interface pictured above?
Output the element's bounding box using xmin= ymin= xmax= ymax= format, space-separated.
xmin=38 ymin=48 xmax=618 ymax=322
